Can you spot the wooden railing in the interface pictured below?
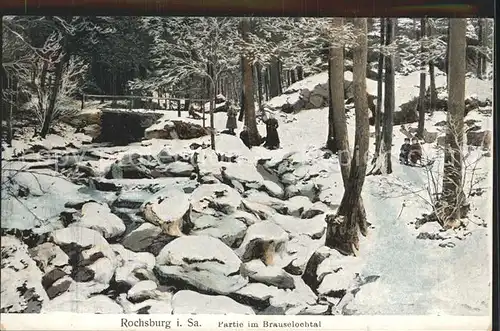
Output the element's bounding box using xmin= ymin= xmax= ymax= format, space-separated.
xmin=81 ymin=93 xmax=209 ymax=118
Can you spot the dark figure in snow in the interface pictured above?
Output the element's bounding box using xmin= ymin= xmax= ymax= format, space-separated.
xmin=225 ymin=105 xmax=238 ymax=135
xmin=239 ymin=126 xmax=251 ymax=148
xmin=399 ymin=138 xmax=411 ymax=164
xmin=409 ymin=137 xmax=423 ymax=165
xmin=263 ymin=117 xmax=280 ymax=150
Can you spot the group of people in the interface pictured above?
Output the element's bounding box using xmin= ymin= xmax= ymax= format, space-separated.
xmin=399 ymin=137 xmax=423 ymax=166
xmin=226 ymin=106 xmax=280 ymax=150
xmin=228 ymin=105 xmax=424 ymax=165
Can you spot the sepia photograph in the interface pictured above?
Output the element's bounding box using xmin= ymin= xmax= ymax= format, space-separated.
xmin=1 ymin=14 xmax=494 ymax=321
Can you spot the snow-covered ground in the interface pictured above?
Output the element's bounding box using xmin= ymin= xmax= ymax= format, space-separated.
xmin=1 ymin=71 xmax=492 ymax=316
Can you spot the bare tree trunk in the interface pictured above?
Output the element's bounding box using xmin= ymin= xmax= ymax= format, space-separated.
xmin=326 ymin=45 xmax=338 ymax=153
xmin=297 ymin=66 xmax=304 ymax=81
xmin=428 ymin=19 xmax=437 ymax=113
xmin=238 ymin=56 xmax=245 ymax=122
xmin=380 ymin=18 xmax=395 ymax=174
xmin=277 ymin=59 xmax=283 ymax=95
xmin=417 ymin=18 xmax=427 ymax=138
xmin=477 ymin=18 xmax=483 ymax=79
xmin=264 ymin=67 xmax=270 ymax=101
xmin=40 ymin=44 xmax=68 ymax=138
xmin=373 ymin=17 xmax=385 ymax=164
xmin=326 ymin=18 xmax=369 ymax=255
xmin=256 ymin=62 xmax=264 ymax=108
xmin=209 ymin=82 xmax=216 ymax=150
xmin=269 ymin=58 xmax=280 ymax=98
xmin=441 ymin=18 xmax=467 ymax=228
xmin=291 ymin=69 xmax=297 ymax=83
xmin=241 ymin=17 xmax=261 ymax=146
xmin=480 ymin=19 xmax=487 ymax=76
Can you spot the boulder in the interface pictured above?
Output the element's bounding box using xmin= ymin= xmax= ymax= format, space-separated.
xmin=190 ymin=183 xmax=242 ymax=216
xmin=112 ymin=244 xmax=156 ymax=289
xmin=190 ymin=214 xmax=247 ymax=248
xmin=240 ymin=259 xmax=295 ymax=290
xmin=145 ymin=119 xmax=208 ymax=140
xmin=141 ymin=188 xmax=191 ymax=236
xmin=1 ymin=236 xmax=50 ymax=313
xmin=155 ymin=235 xmax=248 ymax=295
xmin=122 ymin=223 xmax=163 ymax=252
xmin=70 ymin=202 xmax=126 ymax=239
xmin=127 ymin=280 xmax=159 ymax=303
xmin=237 ymin=221 xmax=289 ymax=266
xmin=466 ymin=130 xmax=492 ymax=150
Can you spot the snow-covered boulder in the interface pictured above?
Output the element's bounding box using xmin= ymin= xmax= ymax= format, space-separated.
xmin=272 ymin=213 xmax=326 ymax=239
xmin=155 ymin=235 xmax=248 ymax=295
xmin=127 ymin=280 xmax=159 ymax=303
xmin=190 ymin=214 xmax=247 ymax=248
xmin=122 ymin=223 xmax=163 ymax=252
xmin=145 ymin=119 xmax=208 ymax=140
xmin=190 ymin=183 xmax=242 ymax=216
xmin=1 ymin=236 xmax=50 ymax=313
xmin=111 ymin=244 xmax=156 ymax=288
xmin=237 ymin=221 xmax=289 ymax=266
xmin=172 ymin=290 xmax=254 ymax=314
xmin=70 ymin=202 xmax=126 ymax=239
xmin=241 ymin=259 xmax=295 ymax=289
xmin=141 ymin=188 xmax=191 ymax=236
xmin=49 ymin=227 xmax=118 ymax=295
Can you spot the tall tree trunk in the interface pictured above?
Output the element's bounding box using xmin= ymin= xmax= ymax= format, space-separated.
xmin=40 ymin=44 xmax=68 ymax=138
xmin=297 ymin=66 xmax=304 ymax=80
xmin=417 ymin=18 xmax=427 ymax=138
xmin=286 ymin=70 xmax=291 ymax=87
xmin=480 ymin=19 xmax=488 ymax=76
xmin=428 ymin=19 xmax=437 ymax=112
xmin=256 ymin=62 xmax=264 ymax=108
xmin=381 ymin=18 xmax=395 ymax=174
xmin=477 ymin=18 xmax=483 ymax=79
xmin=441 ymin=18 xmax=467 ymax=228
xmin=241 ymin=17 xmax=261 ymax=146
xmin=277 ymin=59 xmax=283 ymax=95
xmin=326 ymin=47 xmax=338 ymax=153
xmin=326 ymin=18 xmax=369 ymax=256
xmin=264 ymin=67 xmax=270 ymax=101
xmin=269 ymin=58 xmax=280 ymax=98
xmin=373 ymin=17 xmax=385 ymax=164
xmin=291 ymin=69 xmax=297 ymax=83
xmin=238 ymin=56 xmax=245 ymax=122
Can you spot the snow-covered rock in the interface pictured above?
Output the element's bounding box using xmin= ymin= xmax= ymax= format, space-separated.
xmin=272 ymin=213 xmax=326 ymax=239
xmin=237 ymin=221 xmax=290 ymax=266
xmin=1 ymin=236 xmax=50 ymax=313
xmin=122 ymin=223 xmax=163 ymax=252
xmin=127 ymin=280 xmax=158 ymax=302
xmin=111 ymin=244 xmax=156 ymax=288
xmin=241 ymin=259 xmax=295 ymax=289
xmin=141 ymin=188 xmax=191 ymax=236
xmin=70 ymin=202 xmax=126 ymax=239
xmin=172 ymin=290 xmax=254 ymax=314
xmin=29 ymin=242 xmax=70 ymax=274
xmin=190 ymin=214 xmax=247 ymax=248
xmin=155 ymin=235 xmax=248 ymax=294
xmin=190 ymin=183 xmax=242 ymax=216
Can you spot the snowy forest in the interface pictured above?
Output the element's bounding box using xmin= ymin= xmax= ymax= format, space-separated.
xmin=1 ymin=16 xmax=493 ymax=316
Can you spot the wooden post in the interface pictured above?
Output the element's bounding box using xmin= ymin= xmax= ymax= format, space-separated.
xmin=129 ymin=98 xmax=133 ymax=110
xmin=177 ymin=99 xmax=181 ymax=117
xmin=81 ymin=94 xmax=85 ymax=110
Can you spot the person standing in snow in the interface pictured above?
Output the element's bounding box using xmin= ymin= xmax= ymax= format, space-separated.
xmin=225 ymin=103 xmax=238 ymax=135
xmin=409 ymin=137 xmax=423 ymax=165
xmin=399 ymin=138 xmax=411 ymax=164
xmin=263 ymin=117 xmax=280 ymax=150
